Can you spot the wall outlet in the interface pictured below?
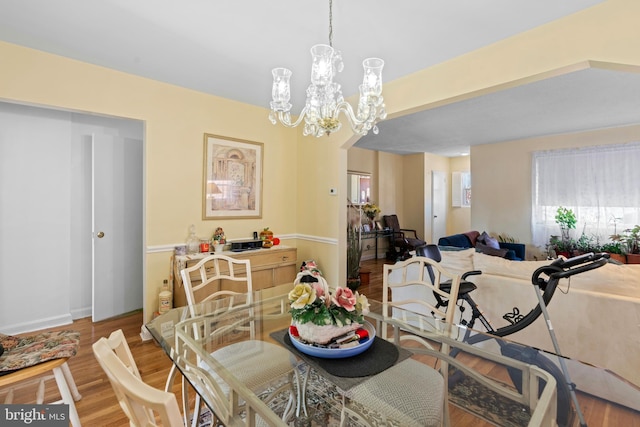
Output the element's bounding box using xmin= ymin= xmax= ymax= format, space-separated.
xmin=329 ymin=188 xmax=337 ymax=195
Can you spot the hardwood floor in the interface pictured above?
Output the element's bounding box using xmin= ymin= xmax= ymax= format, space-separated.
xmin=2 ymin=256 xmax=638 ymax=426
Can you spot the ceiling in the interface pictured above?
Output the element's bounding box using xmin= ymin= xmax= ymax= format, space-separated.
xmin=3 ymin=0 xmax=639 ymax=157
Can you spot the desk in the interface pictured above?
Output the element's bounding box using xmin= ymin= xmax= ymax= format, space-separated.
xmin=361 ymin=229 xmax=392 ymax=259
xmin=147 ymin=283 xmax=632 ymax=426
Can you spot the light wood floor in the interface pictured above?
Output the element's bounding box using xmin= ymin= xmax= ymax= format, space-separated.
xmin=2 ymin=257 xmax=639 ymax=426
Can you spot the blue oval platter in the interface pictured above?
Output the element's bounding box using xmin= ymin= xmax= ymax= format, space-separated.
xmin=289 ymin=321 xmax=376 ymax=359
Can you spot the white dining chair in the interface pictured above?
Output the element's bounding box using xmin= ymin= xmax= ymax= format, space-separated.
xmin=92 ymin=329 xmax=184 ymax=427
xmin=340 ymin=256 xmax=462 ymax=427
xmin=172 ymin=254 xmax=296 ymax=426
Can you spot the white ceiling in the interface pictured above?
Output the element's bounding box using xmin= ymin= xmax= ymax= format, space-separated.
xmin=4 ymin=0 xmax=638 ymax=157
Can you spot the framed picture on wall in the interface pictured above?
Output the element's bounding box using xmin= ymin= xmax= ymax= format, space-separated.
xmin=202 ymin=134 xmax=263 ymax=219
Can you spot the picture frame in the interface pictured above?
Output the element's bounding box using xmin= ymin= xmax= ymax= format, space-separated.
xmin=202 ymin=134 xmax=263 ymax=219
xmin=362 ymin=224 xmax=371 ymax=232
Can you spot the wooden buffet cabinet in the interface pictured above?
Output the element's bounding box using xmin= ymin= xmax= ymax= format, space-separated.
xmin=171 ymin=245 xmax=298 ymax=307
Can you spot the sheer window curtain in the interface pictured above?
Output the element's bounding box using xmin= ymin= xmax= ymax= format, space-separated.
xmin=531 ymin=142 xmax=640 ymax=248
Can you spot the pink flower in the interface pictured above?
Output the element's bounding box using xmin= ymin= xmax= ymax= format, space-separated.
xmin=332 ymin=287 xmax=357 ymax=312
xmin=311 ymin=279 xmax=330 ymax=299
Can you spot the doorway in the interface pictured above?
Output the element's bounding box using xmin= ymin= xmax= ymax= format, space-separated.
xmin=0 ymin=101 xmax=144 ymax=333
xmin=431 ymin=171 xmax=447 ymax=243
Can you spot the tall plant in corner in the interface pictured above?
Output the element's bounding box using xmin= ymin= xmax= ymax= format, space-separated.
xmin=347 ymin=202 xmax=363 ymax=291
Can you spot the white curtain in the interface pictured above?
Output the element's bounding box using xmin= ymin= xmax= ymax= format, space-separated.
xmin=531 ymin=142 xmax=640 ymax=247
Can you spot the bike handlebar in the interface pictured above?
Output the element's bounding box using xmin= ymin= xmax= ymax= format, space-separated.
xmin=535 ymin=252 xmax=609 ymax=282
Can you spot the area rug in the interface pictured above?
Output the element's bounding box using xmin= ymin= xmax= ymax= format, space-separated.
xmin=198 ymin=365 xmax=544 ymax=427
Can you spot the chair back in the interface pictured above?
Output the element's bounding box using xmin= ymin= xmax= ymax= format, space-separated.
xmin=180 ymin=254 xmax=253 ymax=318
xmin=382 ymin=214 xmax=400 ymax=232
xmin=92 ymin=330 xmax=184 ymax=427
xmin=383 ymin=256 xmax=461 ymax=329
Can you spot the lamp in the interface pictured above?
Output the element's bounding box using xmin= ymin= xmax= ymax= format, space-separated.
xmin=269 ymin=0 xmax=386 ymax=137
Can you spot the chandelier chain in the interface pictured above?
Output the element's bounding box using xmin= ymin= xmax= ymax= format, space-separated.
xmin=328 ymin=0 xmax=333 ymax=47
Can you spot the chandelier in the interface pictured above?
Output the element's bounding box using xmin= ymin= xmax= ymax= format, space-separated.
xmin=268 ymin=0 xmax=386 ymax=137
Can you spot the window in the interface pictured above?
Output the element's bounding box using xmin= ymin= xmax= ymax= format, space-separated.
xmin=531 ymin=142 xmax=640 ymax=247
xmin=452 ymin=171 xmax=471 ymax=207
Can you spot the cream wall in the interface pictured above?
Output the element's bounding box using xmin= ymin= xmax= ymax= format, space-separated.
xmin=471 ymin=124 xmax=640 ymax=259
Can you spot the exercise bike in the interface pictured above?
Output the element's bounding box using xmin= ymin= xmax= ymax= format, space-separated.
xmin=418 ymin=246 xmax=609 ymax=427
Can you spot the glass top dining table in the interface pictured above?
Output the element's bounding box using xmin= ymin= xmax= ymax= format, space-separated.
xmin=146 ymin=283 xmax=638 ymax=427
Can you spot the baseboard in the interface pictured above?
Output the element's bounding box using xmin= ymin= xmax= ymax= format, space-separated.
xmin=4 ymin=313 xmax=74 ymax=335
xmin=71 ymin=306 xmax=92 ymax=320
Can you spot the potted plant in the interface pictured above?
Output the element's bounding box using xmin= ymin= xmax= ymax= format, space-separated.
xmin=555 ymin=206 xmax=576 ymax=242
xmin=347 ymin=204 xmax=364 ymax=291
xmin=548 ymin=235 xmax=575 ymax=258
xmin=549 ymin=207 xmax=577 ymax=257
xmin=575 ymin=232 xmax=600 ymax=254
xmin=620 ymin=225 xmax=640 ymax=264
xmin=601 ymin=241 xmax=626 ymax=264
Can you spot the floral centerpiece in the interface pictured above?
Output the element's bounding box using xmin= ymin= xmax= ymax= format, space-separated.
xmin=212 ymin=227 xmax=226 ymax=244
xmin=362 ymin=203 xmax=381 ymax=221
xmin=288 ymin=270 xmax=369 ymax=345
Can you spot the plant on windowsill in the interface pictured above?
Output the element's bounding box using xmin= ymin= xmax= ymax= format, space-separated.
xmin=548 ymin=235 xmax=576 ymax=258
xmin=549 ymin=207 xmax=577 ymax=258
xmin=612 ymin=225 xmax=640 ymax=264
xmin=600 ymin=241 xmax=626 ymax=264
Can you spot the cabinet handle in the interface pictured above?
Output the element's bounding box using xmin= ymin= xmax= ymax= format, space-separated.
xmin=282 ymin=256 xmax=289 ymax=261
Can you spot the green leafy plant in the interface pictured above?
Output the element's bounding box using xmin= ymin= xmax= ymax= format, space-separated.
xmin=575 ymin=232 xmax=602 ymax=253
xmin=612 ymin=225 xmax=640 ymax=254
xmin=554 ymin=206 xmax=577 ymax=252
xmin=601 ymin=241 xmax=624 ymax=255
xmin=555 ymin=207 xmax=577 ymax=230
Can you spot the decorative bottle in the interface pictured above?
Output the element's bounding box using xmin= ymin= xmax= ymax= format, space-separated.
xmin=158 ymin=280 xmax=172 ymax=314
xmin=186 ymin=224 xmax=200 ymax=254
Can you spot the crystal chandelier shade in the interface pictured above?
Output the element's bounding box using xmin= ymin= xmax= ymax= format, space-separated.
xmin=268 ymin=1 xmax=386 ymax=137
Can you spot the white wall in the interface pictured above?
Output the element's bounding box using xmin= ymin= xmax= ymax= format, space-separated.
xmin=0 ymin=102 xmax=142 ymax=333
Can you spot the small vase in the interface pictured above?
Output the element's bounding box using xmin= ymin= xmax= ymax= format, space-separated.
xmin=213 ymin=243 xmax=224 ymax=254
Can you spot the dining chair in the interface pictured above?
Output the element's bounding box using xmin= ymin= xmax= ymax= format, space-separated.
xmin=0 ymin=330 xmax=82 ymax=427
xmin=417 ymin=244 xmax=483 ymax=327
xmin=382 ymin=256 xmax=462 ymax=341
xmin=173 ymin=254 xmax=296 ymax=426
xmin=92 ymin=329 xmax=184 ymax=427
xmin=340 ymin=257 xmax=462 ymax=427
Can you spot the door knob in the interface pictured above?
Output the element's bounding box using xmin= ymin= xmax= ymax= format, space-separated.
xmin=97 ymin=231 xmax=105 ymax=238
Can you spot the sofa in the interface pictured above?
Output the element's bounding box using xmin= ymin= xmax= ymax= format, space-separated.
xmin=438 ymin=230 xmax=526 ymax=260
xmin=390 ymin=249 xmax=640 ymax=411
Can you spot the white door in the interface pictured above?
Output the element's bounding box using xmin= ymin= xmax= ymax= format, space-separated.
xmin=431 ymin=171 xmax=447 ymax=243
xmin=92 ymin=134 xmax=143 ymax=321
